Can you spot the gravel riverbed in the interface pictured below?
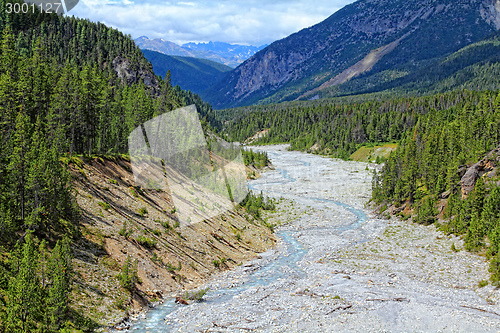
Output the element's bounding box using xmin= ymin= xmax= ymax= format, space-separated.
xmin=132 ymin=145 xmax=500 ymax=332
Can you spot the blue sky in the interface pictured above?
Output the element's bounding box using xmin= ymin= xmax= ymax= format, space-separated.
xmin=71 ymin=0 xmax=356 ymax=46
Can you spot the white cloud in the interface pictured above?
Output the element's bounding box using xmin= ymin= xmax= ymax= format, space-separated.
xmin=71 ymin=0 xmax=356 ymax=46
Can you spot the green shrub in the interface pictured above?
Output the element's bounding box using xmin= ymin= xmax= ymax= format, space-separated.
xmin=135 ymin=235 xmax=156 ymax=249
xmin=98 ymin=201 xmax=111 ymax=211
xmin=380 ymin=203 xmax=388 ymax=213
xmin=184 ymin=288 xmax=209 ymax=302
xmin=119 ymin=222 xmax=133 ymax=238
xmin=130 ymin=187 xmax=138 ymax=197
xmin=138 ymin=207 xmax=148 ymax=216
xmin=118 ymin=256 xmax=139 ymax=292
xmin=151 ymin=252 xmax=163 ymax=265
xmin=166 ymin=261 xmax=182 ymax=273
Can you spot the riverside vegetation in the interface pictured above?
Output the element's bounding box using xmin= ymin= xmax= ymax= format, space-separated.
xmin=225 ymin=89 xmax=500 ymax=286
xmin=0 ymin=1 xmax=272 ymax=331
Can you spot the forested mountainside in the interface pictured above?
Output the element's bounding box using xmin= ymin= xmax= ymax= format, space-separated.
xmin=225 ymin=88 xmax=500 ymax=284
xmin=0 ymin=1 xmax=267 ymax=331
xmin=224 ymin=90 xmax=485 ymax=159
xmin=372 ymin=91 xmax=500 ymax=283
xmin=0 ymin=1 xmax=179 ymax=329
xmin=204 ymin=0 xmax=500 ymax=109
xmin=319 ymin=30 xmax=500 ymax=99
xmin=142 ymin=49 xmax=232 ymax=95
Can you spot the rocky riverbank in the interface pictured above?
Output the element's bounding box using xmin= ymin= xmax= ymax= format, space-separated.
xmin=132 ymin=145 xmax=500 ymax=332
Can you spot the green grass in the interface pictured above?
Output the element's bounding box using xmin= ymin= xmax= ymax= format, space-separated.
xmin=350 ymin=143 xmax=398 ymax=162
xmin=479 ymin=279 xmax=489 ymax=288
xmin=184 ymin=288 xmax=209 ymax=302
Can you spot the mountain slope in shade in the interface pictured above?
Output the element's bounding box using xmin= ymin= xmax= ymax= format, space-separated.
xmin=135 ymin=37 xmax=265 ymax=68
xmin=204 ymin=0 xmax=500 ymax=109
xmin=142 ymin=49 xmax=232 ymax=94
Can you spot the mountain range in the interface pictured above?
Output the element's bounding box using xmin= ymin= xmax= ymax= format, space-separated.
xmin=135 ymin=36 xmax=266 ymax=68
xmin=202 ymin=0 xmax=500 ymax=109
xmin=141 ymin=49 xmax=232 ymax=93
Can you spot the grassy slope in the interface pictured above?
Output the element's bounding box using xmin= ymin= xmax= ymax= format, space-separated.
xmin=350 ymin=143 xmax=398 ymax=163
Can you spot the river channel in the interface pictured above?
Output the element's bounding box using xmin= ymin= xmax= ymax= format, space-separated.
xmin=129 ymin=145 xmax=500 ymax=332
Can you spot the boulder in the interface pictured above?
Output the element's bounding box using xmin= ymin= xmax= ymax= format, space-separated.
xmin=175 ymin=296 xmax=189 ymax=305
xmin=459 ymin=146 xmax=500 ymax=196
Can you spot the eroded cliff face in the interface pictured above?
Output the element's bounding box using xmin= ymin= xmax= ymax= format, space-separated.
xmin=112 ymin=56 xmax=159 ymax=89
xmin=69 ymin=156 xmax=276 ymax=328
xmin=459 ymin=146 xmax=500 ymax=196
xmin=206 ymin=0 xmax=500 ymax=109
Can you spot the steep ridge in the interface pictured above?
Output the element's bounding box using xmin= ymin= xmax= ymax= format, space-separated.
xmin=204 ymin=0 xmax=500 ymax=109
xmin=142 ymin=49 xmax=232 ymax=94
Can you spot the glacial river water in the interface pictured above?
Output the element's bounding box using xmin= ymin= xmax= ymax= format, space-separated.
xmin=128 ymin=145 xmax=371 ymax=332
xmin=128 ymin=145 xmax=500 ymax=332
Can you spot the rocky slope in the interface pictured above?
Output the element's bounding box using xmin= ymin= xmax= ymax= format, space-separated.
xmin=205 ymin=0 xmax=500 ymax=108
xmin=67 ymin=156 xmax=276 ymax=329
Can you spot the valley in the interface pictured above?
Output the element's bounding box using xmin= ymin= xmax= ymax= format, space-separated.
xmin=1 ymin=0 xmax=500 ymax=331
xmin=130 ymin=146 xmax=500 ymax=332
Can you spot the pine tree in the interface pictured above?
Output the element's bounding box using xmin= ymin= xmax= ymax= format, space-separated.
xmin=45 ymin=237 xmax=73 ymax=330
xmin=7 ymin=112 xmax=32 ymax=233
xmin=7 ymin=233 xmax=42 ymax=332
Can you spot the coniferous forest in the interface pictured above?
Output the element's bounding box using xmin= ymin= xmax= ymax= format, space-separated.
xmin=1 ymin=0 xmax=500 ymax=331
xmin=0 ymin=1 xmax=203 ymax=330
xmin=226 ymin=89 xmax=500 ymax=284
xmin=371 ymin=91 xmax=500 ymax=282
xmin=224 ymin=91 xmax=491 ymax=158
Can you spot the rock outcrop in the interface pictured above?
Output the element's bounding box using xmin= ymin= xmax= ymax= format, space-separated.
xmin=459 ymin=145 xmax=500 ymax=196
xmin=112 ymin=56 xmax=159 ymax=90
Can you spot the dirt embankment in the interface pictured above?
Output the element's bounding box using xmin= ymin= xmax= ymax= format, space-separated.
xmin=68 ymin=156 xmax=276 ymax=328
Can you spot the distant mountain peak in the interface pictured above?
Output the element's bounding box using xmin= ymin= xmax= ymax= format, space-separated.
xmin=135 ymin=37 xmax=266 ymax=68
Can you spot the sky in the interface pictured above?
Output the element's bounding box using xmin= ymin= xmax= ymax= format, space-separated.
xmin=70 ymin=0 xmax=356 ymax=46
